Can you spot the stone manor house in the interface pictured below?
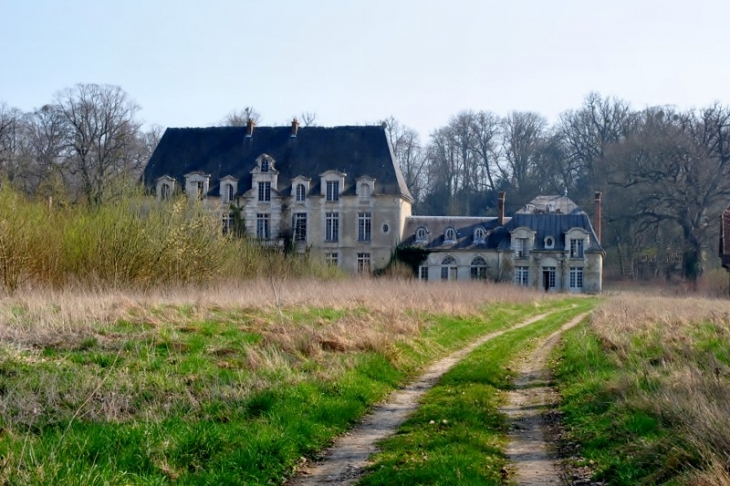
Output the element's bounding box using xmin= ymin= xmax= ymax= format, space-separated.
xmin=144 ymin=120 xmax=603 ymax=293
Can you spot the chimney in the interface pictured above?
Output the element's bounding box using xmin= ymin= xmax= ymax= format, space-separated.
xmin=498 ymin=191 xmax=506 ymax=225
xmin=594 ymin=191 xmax=602 ymax=244
xmin=291 ymin=118 xmax=299 ymax=137
xmin=246 ymin=118 xmax=255 ymax=138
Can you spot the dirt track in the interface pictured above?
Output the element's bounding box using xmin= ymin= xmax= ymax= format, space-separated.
xmin=288 ymin=312 xmax=561 ymax=486
xmin=501 ymin=313 xmax=589 ymax=485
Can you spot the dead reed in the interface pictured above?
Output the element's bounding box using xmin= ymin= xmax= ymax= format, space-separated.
xmin=591 ymin=293 xmax=730 ymax=484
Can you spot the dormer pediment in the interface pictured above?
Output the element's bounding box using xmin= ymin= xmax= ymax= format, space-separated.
xmin=319 ymin=169 xmax=347 ymax=178
xmin=510 ymin=226 xmax=536 ymax=238
xmin=251 ymin=154 xmax=278 ymax=174
xmin=184 ymin=171 xmax=210 ymax=180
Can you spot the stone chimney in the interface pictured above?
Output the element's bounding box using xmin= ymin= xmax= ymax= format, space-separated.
xmin=291 ymin=118 xmax=299 ymax=137
xmin=498 ymin=191 xmax=506 ymax=225
xmin=246 ymin=118 xmax=255 ymax=138
xmin=594 ymin=191 xmax=602 ymax=244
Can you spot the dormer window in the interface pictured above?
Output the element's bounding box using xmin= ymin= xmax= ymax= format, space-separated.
xmin=360 ymin=183 xmax=370 ymax=198
xmin=225 ymin=184 xmax=234 ymax=203
xmin=416 ymin=227 xmax=428 ymax=243
xmin=160 ymin=183 xmax=172 ymax=200
xmin=444 ymin=227 xmax=457 ymax=243
xmin=474 ymin=227 xmax=486 ymax=243
xmin=544 ymin=236 xmax=555 ymax=249
xmin=326 ymin=181 xmax=339 ymax=201
xmin=261 ymin=158 xmax=269 ymax=172
xmin=296 ymin=183 xmax=306 ymax=201
xmin=356 ymin=176 xmax=375 ymax=199
xmin=184 ymin=171 xmax=210 ymax=200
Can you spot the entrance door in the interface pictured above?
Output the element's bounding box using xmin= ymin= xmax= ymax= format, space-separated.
xmin=543 ymin=271 xmax=550 ymax=292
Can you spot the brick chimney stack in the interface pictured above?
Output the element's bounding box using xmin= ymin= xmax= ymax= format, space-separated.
xmin=594 ymin=191 xmax=602 ymax=244
xmin=246 ymin=118 xmax=255 ymax=138
xmin=291 ymin=118 xmax=299 ymax=137
xmin=498 ymin=191 xmax=506 ymax=225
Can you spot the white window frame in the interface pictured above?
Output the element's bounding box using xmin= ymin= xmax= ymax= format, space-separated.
xmin=517 ymin=237 xmax=529 ymax=258
xmin=258 ymin=181 xmax=271 ymax=202
xmin=358 ymin=212 xmax=372 ymax=242
xmin=441 ymin=256 xmax=457 ymax=280
xmin=419 ymin=265 xmax=429 ymax=281
xmin=544 ymin=266 xmax=556 ymax=289
xmin=444 ymin=227 xmax=457 ymax=243
xmin=325 ymin=212 xmax=339 ymax=242
xmin=161 ymin=183 xmax=172 ymax=200
xmin=325 ymin=252 xmax=339 ymax=266
xmin=256 ymin=213 xmax=270 ymax=239
xmin=296 ymin=183 xmax=306 ymax=202
xmin=293 ymin=213 xmax=307 ymax=242
xmin=326 ymin=181 xmax=339 ymax=202
xmin=416 ymin=227 xmax=428 ymax=243
xmin=570 ymin=267 xmax=584 ymax=289
xmin=470 ymin=256 xmax=488 ymax=280
xmin=570 ymin=238 xmax=584 ymax=258
xmin=474 ymin=227 xmax=486 ymax=243
xmin=357 ymin=253 xmax=371 ymax=274
xmin=515 ymin=266 xmax=529 ymax=286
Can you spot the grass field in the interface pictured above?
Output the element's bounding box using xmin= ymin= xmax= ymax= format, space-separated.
xmin=0 ymin=279 xmax=561 ymax=485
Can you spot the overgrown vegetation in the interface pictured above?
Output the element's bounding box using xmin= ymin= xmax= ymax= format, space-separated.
xmin=0 ymin=184 xmax=337 ymax=292
xmin=359 ymin=300 xmax=594 ymax=485
xmin=554 ymin=294 xmax=730 ymax=485
xmin=0 ymin=281 xmax=560 ymax=484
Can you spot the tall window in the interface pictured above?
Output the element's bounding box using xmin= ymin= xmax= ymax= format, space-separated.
xmin=325 ymin=212 xmax=339 ymax=242
xmin=260 ymin=159 xmax=269 ymax=172
xmin=515 ymin=266 xmax=529 ymax=286
xmin=161 ymin=183 xmax=172 ymax=200
xmin=222 ymin=213 xmax=233 ymax=235
xmin=441 ymin=256 xmax=457 ymax=280
xmin=258 ymin=182 xmax=271 ymax=202
xmin=419 ymin=266 xmax=429 ymax=281
xmin=570 ymin=238 xmax=584 ymax=258
xmin=296 ymin=183 xmax=306 ymax=202
xmin=256 ymin=213 xmax=270 ymax=239
xmin=326 ymin=181 xmax=339 ymax=201
xmin=196 ymin=181 xmax=205 ymax=199
xmin=470 ymin=256 xmax=488 ymax=280
xmin=544 ymin=266 xmax=556 ymax=289
xmin=293 ymin=213 xmax=307 ymax=242
xmin=570 ymin=267 xmax=584 ymax=289
xmin=357 ymin=253 xmax=371 ymax=274
xmin=358 ymin=212 xmax=372 ymax=241
xmin=325 ymin=252 xmax=339 ymax=266
xmin=360 ymin=183 xmax=370 ymax=198
xmin=517 ymin=237 xmax=529 ymax=258
xmin=225 ymin=184 xmax=234 ymax=203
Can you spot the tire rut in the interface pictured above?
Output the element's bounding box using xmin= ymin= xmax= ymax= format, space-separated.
xmin=501 ymin=312 xmax=590 ymax=486
xmin=288 ymin=309 xmax=567 ymax=486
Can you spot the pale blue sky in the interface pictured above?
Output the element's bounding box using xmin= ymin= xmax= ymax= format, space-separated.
xmin=1 ymin=0 xmax=728 ymax=138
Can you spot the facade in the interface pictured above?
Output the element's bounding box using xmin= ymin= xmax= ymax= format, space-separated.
xmin=144 ymin=120 xmax=413 ymax=274
xmin=401 ymin=194 xmax=604 ymax=293
xmin=144 ymin=121 xmax=603 ymax=292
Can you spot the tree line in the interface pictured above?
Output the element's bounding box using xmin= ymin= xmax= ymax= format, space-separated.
xmin=2 ymin=86 xmax=728 ymax=282
xmin=385 ymin=93 xmax=730 ymax=283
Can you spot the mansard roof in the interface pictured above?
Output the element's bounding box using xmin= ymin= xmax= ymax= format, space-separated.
xmin=143 ymin=125 xmax=412 ymax=200
xmin=402 ymin=195 xmax=602 ymax=253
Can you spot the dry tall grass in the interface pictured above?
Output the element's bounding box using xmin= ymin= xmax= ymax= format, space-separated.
xmin=592 ymin=293 xmax=730 ymax=484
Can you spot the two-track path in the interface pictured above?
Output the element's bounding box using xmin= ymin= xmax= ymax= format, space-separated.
xmin=500 ymin=313 xmax=589 ymax=485
xmin=290 ymin=310 xmax=584 ymax=486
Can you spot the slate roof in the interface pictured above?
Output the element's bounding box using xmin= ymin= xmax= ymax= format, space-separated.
xmin=143 ymin=126 xmax=412 ymax=200
xmin=402 ymin=196 xmax=602 ymax=253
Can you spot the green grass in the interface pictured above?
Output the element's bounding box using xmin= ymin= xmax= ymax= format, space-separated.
xmin=0 ymin=299 xmax=579 ymax=484
xmin=553 ymin=324 xmax=703 ymax=485
xmin=358 ymin=299 xmax=596 ymax=485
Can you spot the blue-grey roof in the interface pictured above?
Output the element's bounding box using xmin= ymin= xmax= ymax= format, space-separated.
xmin=143 ymin=125 xmax=413 ymax=200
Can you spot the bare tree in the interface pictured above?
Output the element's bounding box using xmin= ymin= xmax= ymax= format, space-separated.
xmin=300 ymin=112 xmax=317 ymax=127
xmin=21 ymin=104 xmax=68 ymax=195
xmin=382 ymin=116 xmax=427 ymax=203
xmin=0 ymin=103 xmax=24 ymax=183
xmin=222 ymin=106 xmax=261 ymax=126
xmin=55 ymin=83 xmax=142 ymax=205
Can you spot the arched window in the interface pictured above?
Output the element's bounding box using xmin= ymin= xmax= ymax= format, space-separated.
xmin=260 ymin=158 xmax=270 ymax=172
xmin=416 ymin=226 xmax=428 ymax=243
xmin=296 ymin=183 xmax=306 ymax=202
xmin=441 ymin=256 xmax=457 ymax=280
xmin=160 ymin=183 xmax=171 ymax=200
xmin=470 ymin=256 xmax=488 ymax=280
xmin=474 ymin=227 xmax=486 ymax=243
xmin=444 ymin=227 xmax=457 ymax=243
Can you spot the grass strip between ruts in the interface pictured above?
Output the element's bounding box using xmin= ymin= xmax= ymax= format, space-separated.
xmin=358 ymin=299 xmax=596 ymax=486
